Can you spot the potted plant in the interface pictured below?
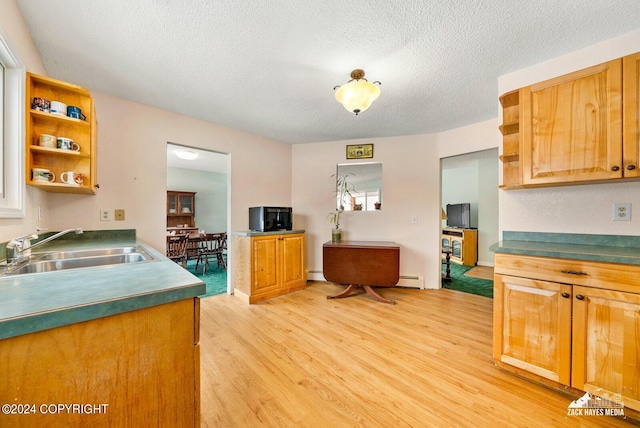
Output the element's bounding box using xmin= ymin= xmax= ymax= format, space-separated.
xmin=328 ymin=173 xmax=354 ymax=242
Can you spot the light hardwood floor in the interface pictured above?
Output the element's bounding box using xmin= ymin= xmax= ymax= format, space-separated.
xmin=199 ymin=282 xmax=633 ymax=427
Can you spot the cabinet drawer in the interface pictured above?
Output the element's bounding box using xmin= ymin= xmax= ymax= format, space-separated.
xmin=494 ymin=253 xmax=640 ymax=293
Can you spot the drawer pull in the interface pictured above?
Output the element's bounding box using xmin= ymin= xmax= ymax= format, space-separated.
xmin=561 ymin=269 xmax=588 ymax=276
xmin=576 ymin=294 xmax=585 ymax=301
xmin=561 ymin=292 xmax=570 ymax=299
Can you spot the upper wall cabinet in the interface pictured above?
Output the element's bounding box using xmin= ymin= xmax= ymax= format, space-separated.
xmin=521 ymin=60 xmax=622 ymax=186
xmin=26 ymin=73 xmax=98 ymax=194
xmin=500 ymin=54 xmax=640 ymax=189
xmin=624 ymin=52 xmax=640 ymax=178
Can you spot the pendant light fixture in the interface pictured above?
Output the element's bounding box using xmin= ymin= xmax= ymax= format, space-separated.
xmin=333 ymin=69 xmax=381 ymax=115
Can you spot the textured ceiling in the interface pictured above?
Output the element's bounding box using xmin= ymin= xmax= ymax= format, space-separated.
xmin=15 ymin=0 xmax=640 ymax=144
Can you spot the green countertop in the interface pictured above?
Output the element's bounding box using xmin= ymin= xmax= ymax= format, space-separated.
xmin=490 ymin=231 xmax=640 ymax=265
xmin=0 ymin=230 xmax=205 ymax=340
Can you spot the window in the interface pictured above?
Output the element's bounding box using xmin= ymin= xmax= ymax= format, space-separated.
xmin=0 ymin=60 xmax=4 ymax=184
xmin=349 ymin=189 xmax=380 ymax=211
xmin=0 ymin=25 xmax=25 ymax=217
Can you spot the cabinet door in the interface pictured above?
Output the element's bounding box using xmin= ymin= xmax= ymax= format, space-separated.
xmin=493 ymin=274 xmax=572 ymax=384
xmin=624 ymin=52 xmax=640 ymax=177
xmin=572 ymin=285 xmax=640 ymax=410
xmin=441 ymin=237 xmax=450 ymax=252
xmin=179 ymin=193 xmax=194 ymax=214
xmin=251 ymin=236 xmax=280 ymax=295
xmin=450 ymin=238 xmax=462 ymax=262
xmin=521 ymin=59 xmax=623 ymax=185
xmin=167 ymin=193 xmax=178 ymax=214
xmin=280 ymin=234 xmax=305 ymax=289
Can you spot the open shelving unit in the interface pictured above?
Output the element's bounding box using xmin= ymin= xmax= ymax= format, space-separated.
xmin=498 ymin=89 xmax=521 ymax=189
xmin=26 ymin=73 xmax=98 ymax=194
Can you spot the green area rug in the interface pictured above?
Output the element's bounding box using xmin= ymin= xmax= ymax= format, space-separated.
xmin=442 ymin=263 xmax=493 ymax=298
xmin=185 ymin=259 xmax=227 ymax=298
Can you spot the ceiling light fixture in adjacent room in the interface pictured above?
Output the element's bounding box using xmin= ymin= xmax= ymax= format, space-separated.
xmin=334 ymin=69 xmax=381 ymax=115
xmin=175 ymin=149 xmax=199 ymax=160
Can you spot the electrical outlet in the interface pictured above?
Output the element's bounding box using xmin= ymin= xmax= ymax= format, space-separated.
xmin=613 ymin=203 xmax=631 ymax=221
xmin=100 ymin=208 xmax=113 ymax=221
xmin=114 ymin=209 xmax=125 ymax=221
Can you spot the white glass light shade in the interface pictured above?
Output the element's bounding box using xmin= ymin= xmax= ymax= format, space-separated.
xmin=175 ymin=150 xmax=199 ymax=160
xmin=335 ymin=80 xmax=381 ymax=115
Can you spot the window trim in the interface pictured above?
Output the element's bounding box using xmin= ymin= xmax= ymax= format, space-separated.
xmin=0 ymin=24 xmax=25 ymax=218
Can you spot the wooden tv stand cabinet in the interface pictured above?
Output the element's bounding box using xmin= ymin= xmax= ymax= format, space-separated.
xmin=441 ymin=228 xmax=478 ymax=266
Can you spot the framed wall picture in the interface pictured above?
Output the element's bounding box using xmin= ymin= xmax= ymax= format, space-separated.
xmin=346 ymin=144 xmax=374 ymax=159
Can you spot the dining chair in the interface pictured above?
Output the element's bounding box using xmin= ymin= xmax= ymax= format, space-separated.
xmin=196 ymin=233 xmax=227 ymax=274
xmin=166 ymin=234 xmax=188 ymax=268
xmin=186 ymin=231 xmax=205 ymax=262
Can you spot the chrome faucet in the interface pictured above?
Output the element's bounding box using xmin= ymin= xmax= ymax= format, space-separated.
xmin=5 ymin=228 xmax=83 ymax=266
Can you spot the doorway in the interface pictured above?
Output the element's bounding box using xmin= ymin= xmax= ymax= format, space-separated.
xmin=440 ymin=148 xmax=498 ymax=296
xmin=166 ymin=143 xmax=230 ymax=296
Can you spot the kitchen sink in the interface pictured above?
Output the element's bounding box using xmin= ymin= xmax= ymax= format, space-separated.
xmin=4 ymin=246 xmax=157 ymax=276
xmin=32 ymin=246 xmax=146 ymax=261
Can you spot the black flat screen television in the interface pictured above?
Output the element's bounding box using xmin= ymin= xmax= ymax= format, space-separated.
xmin=446 ymin=203 xmax=471 ymax=228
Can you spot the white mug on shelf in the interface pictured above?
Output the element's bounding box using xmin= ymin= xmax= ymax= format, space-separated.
xmin=60 ymin=171 xmax=83 ymax=185
xmin=50 ymin=101 xmax=67 ymax=116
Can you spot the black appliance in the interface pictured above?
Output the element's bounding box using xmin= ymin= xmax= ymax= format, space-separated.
xmin=446 ymin=203 xmax=471 ymax=228
xmin=249 ymin=206 xmax=293 ymax=232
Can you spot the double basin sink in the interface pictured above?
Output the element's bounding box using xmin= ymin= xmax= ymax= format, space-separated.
xmin=3 ymin=246 xmax=157 ymax=276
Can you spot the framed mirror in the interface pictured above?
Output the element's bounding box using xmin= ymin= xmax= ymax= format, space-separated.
xmin=336 ymin=162 xmax=382 ymax=211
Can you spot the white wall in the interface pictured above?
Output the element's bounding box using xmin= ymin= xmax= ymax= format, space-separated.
xmin=478 ymin=155 xmax=499 ymax=265
xmin=292 ymin=119 xmax=500 ymax=290
xmin=167 ymin=167 xmax=228 ymax=233
xmin=5 ymin=0 xmax=639 ymax=291
xmin=292 ymin=135 xmax=441 ymax=289
xmin=0 ymin=0 xmax=47 ymax=242
xmin=498 ymin=29 xmax=640 ymax=236
xmin=42 ymin=92 xmax=292 ymax=290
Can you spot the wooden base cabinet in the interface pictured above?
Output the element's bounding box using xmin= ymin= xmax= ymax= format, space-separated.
xmin=572 ymin=286 xmax=640 ymax=409
xmin=494 ymin=253 xmax=640 ymax=412
xmin=493 ymin=274 xmax=572 ymax=385
xmin=441 ymin=228 xmax=477 ymax=266
xmin=0 ymin=298 xmax=200 ymax=427
xmin=235 ymin=233 xmax=306 ymax=303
